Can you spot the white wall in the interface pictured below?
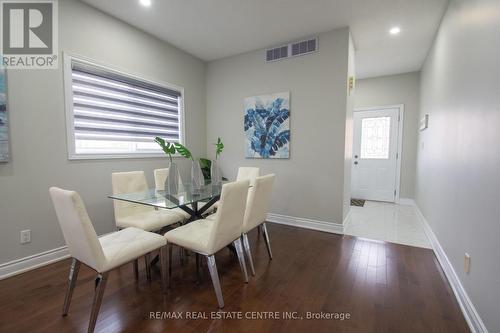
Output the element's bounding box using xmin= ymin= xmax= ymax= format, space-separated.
xmin=355 ymin=72 xmax=420 ymax=198
xmin=416 ymin=0 xmax=500 ymax=331
xmin=206 ymin=28 xmax=352 ymax=224
xmin=342 ymin=34 xmax=356 ymax=220
xmin=0 ymin=0 xmax=206 ymax=264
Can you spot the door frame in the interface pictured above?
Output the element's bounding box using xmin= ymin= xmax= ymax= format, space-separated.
xmin=353 ymin=104 xmax=404 ymax=203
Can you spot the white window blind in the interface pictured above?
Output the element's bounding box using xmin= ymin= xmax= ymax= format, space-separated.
xmin=65 ymin=57 xmax=184 ymax=158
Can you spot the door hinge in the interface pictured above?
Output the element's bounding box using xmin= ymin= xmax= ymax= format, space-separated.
xmin=396 ymin=152 xmax=399 ymax=159
xmin=394 ymin=189 xmax=397 ymax=196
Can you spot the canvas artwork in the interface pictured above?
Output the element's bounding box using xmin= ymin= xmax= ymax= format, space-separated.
xmin=244 ymin=91 xmax=290 ymax=159
xmin=0 ymin=67 xmax=8 ymax=162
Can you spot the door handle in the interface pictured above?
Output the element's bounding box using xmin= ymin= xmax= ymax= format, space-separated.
xmin=354 ymin=155 xmax=358 ymax=159
xmin=354 ymin=161 xmax=358 ymax=165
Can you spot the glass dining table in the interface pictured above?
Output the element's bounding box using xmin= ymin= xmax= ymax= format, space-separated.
xmin=109 ymin=182 xmax=224 ymax=220
xmin=109 ymin=182 xmax=238 ymax=265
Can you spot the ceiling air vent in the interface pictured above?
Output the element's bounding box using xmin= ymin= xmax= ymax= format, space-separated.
xmin=266 ymin=45 xmax=288 ymax=62
xmin=291 ymin=38 xmax=317 ymax=56
xmin=265 ymin=37 xmax=318 ymax=62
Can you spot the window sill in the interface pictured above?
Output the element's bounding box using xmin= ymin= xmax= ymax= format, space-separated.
xmin=68 ymin=153 xmax=185 ymax=161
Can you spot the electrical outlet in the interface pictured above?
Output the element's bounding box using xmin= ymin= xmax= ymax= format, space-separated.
xmin=464 ymin=253 xmax=471 ymax=273
xmin=20 ymin=230 xmax=31 ymax=244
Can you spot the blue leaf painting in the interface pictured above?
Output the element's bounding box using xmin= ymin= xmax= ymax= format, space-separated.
xmin=244 ymin=92 xmax=290 ymax=158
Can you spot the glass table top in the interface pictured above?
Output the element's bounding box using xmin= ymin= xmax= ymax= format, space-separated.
xmin=109 ymin=182 xmax=225 ymax=209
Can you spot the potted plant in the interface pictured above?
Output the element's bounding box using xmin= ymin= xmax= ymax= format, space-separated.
xmin=174 ymin=142 xmax=205 ymax=190
xmin=154 ymin=137 xmax=179 ymax=194
xmin=210 ymin=137 xmax=224 ymax=185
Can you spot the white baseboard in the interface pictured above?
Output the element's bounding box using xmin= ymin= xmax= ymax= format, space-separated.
xmin=413 ymin=204 xmax=488 ymax=333
xmin=267 ymin=213 xmax=344 ymax=235
xmin=0 ymin=246 xmax=70 ymax=280
xmin=398 ymin=197 xmax=416 ymax=206
xmin=0 ymin=231 xmax=115 ymax=281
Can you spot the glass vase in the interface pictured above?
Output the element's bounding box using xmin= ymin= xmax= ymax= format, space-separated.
xmin=210 ymin=159 xmax=222 ymax=185
xmin=191 ymin=160 xmax=204 ymax=190
xmin=165 ymin=162 xmax=179 ymax=194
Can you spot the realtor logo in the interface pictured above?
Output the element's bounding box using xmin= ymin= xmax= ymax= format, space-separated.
xmin=1 ymin=0 xmax=58 ymax=69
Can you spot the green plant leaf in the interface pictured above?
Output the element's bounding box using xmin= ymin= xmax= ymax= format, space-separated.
xmin=174 ymin=143 xmax=193 ymax=160
xmin=154 ymin=137 xmax=175 ymax=162
xmin=214 ymin=137 xmax=224 ymax=159
xmin=199 ymin=157 xmax=211 ymax=181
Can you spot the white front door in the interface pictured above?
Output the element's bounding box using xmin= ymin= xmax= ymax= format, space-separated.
xmin=351 ymin=108 xmax=400 ymax=202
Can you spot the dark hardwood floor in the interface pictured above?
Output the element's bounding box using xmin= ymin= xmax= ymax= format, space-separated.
xmin=0 ymin=224 xmax=469 ymax=333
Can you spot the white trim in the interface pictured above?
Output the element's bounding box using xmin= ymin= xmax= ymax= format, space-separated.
xmin=412 ymin=203 xmax=489 ymax=333
xmin=62 ymin=52 xmax=186 ymax=160
xmin=342 ymin=209 xmax=353 ymax=229
xmin=397 ymin=197 xmax=415 ymax=206
xmin=267 ymin=213 xmax=343 ymax=235
xmin=353 ymin=104 xmax=405 ymax=203
xmin=0 ymin=246 xmax=70 ymax=280
xmin=0 ymin=231 xmax=116 ymax=280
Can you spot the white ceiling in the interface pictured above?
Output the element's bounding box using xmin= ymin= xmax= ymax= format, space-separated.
xmin=81 ymin=0 xmax=448 ymax=78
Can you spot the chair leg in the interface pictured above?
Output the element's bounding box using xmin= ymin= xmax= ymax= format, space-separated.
xmin=62 ymin=258 xmax=81 ymax=316
xmin=261 ymin=222 xmax=273 ymax=260
xmin=145 ymin=253 xmax=152 ymax=281
xmin=233 ymin=238 xmax=249 ymax=283
xmin=207 ymin=255 xmax=224 ymax=308
xmin=242 ymin=233 xmax=255 ymax=276
xmin=88 ymin=272 xmax=109 ymax=333
xmin=133 ymin=259 xmax=139 ymax=280
xmin=159 ymin=246 xmax=167 ymax=293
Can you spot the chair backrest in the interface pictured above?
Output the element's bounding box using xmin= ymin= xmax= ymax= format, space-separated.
xmin=111 ymin=171 xmax=151 ymax=221
xmin=236 ymin=167 xmax=260 ymax=185
xmin=153 ymin=168 xmax=184 ymax=190
xmin=242 ymin=174 xmax=275 ymax=233
xmin=49 ymin=187 xmax=106 ymax=271
xmin=207 ymin=180 xmax=249 ymax=254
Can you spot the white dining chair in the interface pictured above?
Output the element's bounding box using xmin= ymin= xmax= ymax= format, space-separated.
xmin=112 ymin=171 xmax=187 ymax=279
xmin=163 ymin=180 xmax=250 ymax=308
xmin=49 ymin=187 xmax=167 ymax=333
xmin=241 ymin=174 xmax=275 ymax=276
xmin=237 ymin=167 xmax=260 ymax=184
xmin=112 ymin=171 xmax=187 ymax=231
xmin=212 ymin=166 xmax=260 ymax=211
xmin=153 ymin=168 xmax=215 ymax=215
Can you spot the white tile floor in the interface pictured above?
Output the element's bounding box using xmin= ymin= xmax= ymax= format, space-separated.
xmin=344 ymin=200 xmax=431 ymax=249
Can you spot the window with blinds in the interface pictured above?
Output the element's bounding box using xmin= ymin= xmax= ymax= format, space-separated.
xmin=64 ymin=56 xmax=184 ymax=158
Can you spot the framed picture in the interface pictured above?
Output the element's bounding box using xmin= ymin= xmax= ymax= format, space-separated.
xmin=0 ymin=67 xmax=8 ymax=162
xmin=244 ymin=91 xmax=290 ymax=159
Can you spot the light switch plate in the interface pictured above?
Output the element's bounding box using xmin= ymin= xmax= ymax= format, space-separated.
xmin=20 ymin=230 xmax=31 ymax=244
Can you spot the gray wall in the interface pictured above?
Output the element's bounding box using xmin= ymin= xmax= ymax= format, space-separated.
xmin=415 ymin=0 xmax=500 ymax=331
xmin=0 ymin=0 xmax=206 ymax=264
xmin=206 ymin=28 xmax=351 ymax=224
xmin=355 ymin=72 xmax=420 ymax=198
